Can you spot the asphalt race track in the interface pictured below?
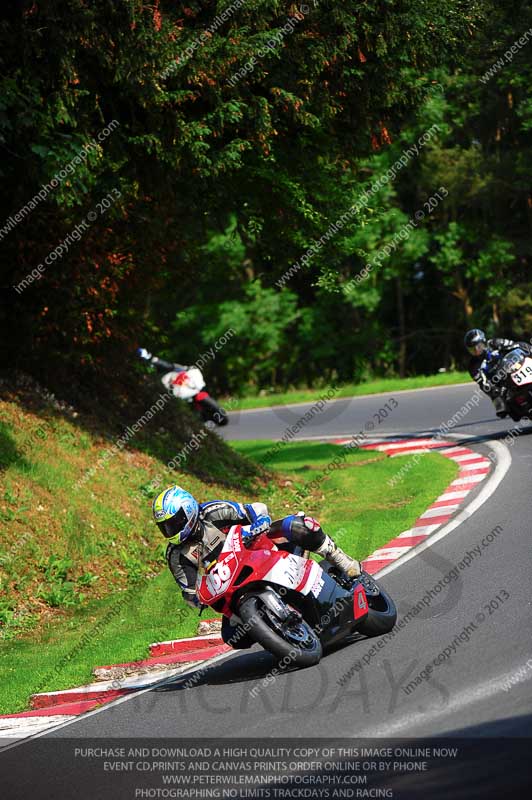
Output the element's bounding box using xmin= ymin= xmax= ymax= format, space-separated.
xmin=43 ymin=381 xmax=532 ymax=736
xmin=4 ymin=383 xmax=532 ymax=797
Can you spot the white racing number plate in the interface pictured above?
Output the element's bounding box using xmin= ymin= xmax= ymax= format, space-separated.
xmin=511 ymin=357 xmax=532 ymax=386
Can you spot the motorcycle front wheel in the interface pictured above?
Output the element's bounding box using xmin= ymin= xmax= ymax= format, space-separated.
xmin=239 ymin=594 xmax=322 ymax=668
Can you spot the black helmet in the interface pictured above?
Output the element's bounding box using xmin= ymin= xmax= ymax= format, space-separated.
xmin=464 ymin=328 xmax=487 ymax=356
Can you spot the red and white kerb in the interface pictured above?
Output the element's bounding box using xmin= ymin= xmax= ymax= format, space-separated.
xmin=333 ymin=438 xmax=492 ymax=576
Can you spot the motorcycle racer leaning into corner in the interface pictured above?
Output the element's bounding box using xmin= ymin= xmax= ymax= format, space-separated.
xmin=464 ymin=328 xmax=532 ymax=419
xmin=152 ymin=485 xmax=362 ymax=648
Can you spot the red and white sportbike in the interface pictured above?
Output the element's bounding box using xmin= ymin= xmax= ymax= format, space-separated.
xmin=161 ymin=367 xmax=228 ymax=427
xmin=197 ymin=525 xmax=397 ymax=667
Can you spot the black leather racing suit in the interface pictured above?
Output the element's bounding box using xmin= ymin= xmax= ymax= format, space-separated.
xmin=468 ymin=338 xmax=532 ymax=396
xmin=166 ymin=500 xmax=329 ymax=648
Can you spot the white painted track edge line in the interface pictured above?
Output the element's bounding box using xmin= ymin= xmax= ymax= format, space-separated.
xmin=374 ymin=437 xmax=511 ymax=580
xmin=0 ymin=649 xmax=237 ymax=753
xmin=151 ymin=634 xmax=222 ymax=646
xmin=2 ymin=432 xmax=507 ymax=749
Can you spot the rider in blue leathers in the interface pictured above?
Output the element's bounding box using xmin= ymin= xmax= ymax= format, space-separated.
xmin=152 ymin=486 xmax=362 ymax=648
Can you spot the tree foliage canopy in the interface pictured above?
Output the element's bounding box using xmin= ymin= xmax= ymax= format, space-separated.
xmin=2 ymin=0 xmax=530 ymax=395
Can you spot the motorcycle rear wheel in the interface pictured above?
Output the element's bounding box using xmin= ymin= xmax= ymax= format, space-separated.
xmin=239 ymin=594 xmax=322 ymax=667
xmin=198 ymin=397 xmax=228 ymax=426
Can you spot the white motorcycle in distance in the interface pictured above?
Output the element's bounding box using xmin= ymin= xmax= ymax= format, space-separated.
xmin=138 ymin=349 xmax=228 ymax=427
xmin=161 ymin=367 xmax=229 ymax=427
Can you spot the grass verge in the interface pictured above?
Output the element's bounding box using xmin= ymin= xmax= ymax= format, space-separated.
xmin=0 ymin=399 xmax=456 ymax=715
xmin=0 ymin=570 xmax=200 ymax=715
xmin=0 ymin=389 xmax=261 ymax=715
xmin=226 ymin=372 xmax=470 ymax=410
xmin=231 ymin=440 xmax=458 ymax=572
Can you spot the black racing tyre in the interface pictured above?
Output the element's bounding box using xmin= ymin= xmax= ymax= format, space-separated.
xmin=221 ymin=615 xmax=254 ymax=650
xmin=357 ymin=581 xmax=397 ymax=637
xmin=238 ymin=594 xmax=322 ymax=668
xmin=508 ymin=405 xmax=530 ymax=423
xmin=199 ymin=397 xmax=228 ymax=426
xmin=505 ymin=399 xmax=523 ymax=422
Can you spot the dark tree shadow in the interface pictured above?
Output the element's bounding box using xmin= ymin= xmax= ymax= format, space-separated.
xmin=0 ymin=370 xmax=262 ymax=490
xmin=0 ymin=421 xmax=29 ymax=471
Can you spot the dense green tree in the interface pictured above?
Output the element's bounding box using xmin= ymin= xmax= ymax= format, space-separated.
xmin=5 ymin=0 xmax=527 ymax=395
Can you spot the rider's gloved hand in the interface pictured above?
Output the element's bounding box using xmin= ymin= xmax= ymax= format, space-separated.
xmin=242 ymin=515 xmax=271 ymax=544
xmin=249 ymin=514 xmax=271 ymax=535
xmin=138 ymin=347 xmax=152 ymax=361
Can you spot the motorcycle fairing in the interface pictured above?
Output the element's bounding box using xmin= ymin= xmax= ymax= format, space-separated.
xmin=261 ymin=554 xmax=323 ymax=596
xmin=198 ymin=526 xmax=327 ymax=608
xmin=509 ymin=355 xmax=532 ymax=387
xmin=197 ymin=525 xmax=368 ymax=646
xmin=161 ymin=368 xmax=206 ymax=400
xmin=353 ymin=584 xmax=369 ymax=619
xmin=193 ymin=391 xmax=210 ymax=403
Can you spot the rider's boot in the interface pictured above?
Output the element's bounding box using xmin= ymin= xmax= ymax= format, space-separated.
xmin=316 ymin=535 xmax=362 ymax=577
